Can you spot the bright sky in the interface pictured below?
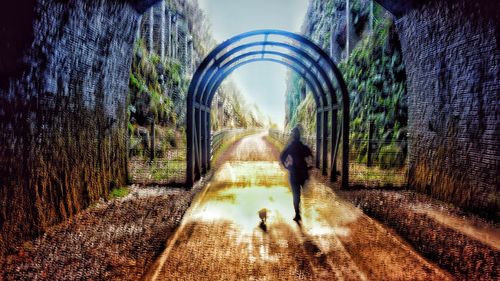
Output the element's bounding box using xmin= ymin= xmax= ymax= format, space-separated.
xmin=197 ymin=0 xmax=308 ymax=128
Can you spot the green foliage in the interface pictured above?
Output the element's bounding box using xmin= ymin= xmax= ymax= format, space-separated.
xmin=210 ymin=81 xmax=266 ymax=131
xmin=129 ymin=39 xmax=178 ymax=127
xmin=294 ymin=93 xmax=316 ymax=135
xmin=378 ymin=143 xmax=405 ymax=168
xmin=286 ymin=11 xmax=408 ymax=162
xmin=129 ymin=0 xmax=265 ymax=144
xmin=109 ymin=186 xmax=130 ymax=199
xmin=339 ymin=18 xmax=408 ymax=159
xmin=284 ymin=72 xmax=308 ymax=133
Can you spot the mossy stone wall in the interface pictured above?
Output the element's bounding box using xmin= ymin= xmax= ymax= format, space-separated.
xmin=0 ymin=0 xmax=158 ymax=254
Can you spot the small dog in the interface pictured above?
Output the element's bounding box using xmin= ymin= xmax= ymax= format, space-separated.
xmin=258 ymin=208 xmax=268 ymax=224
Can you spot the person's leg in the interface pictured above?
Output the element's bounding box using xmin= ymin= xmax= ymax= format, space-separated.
xmin=291 ymin=179 xmax=301 ymax=220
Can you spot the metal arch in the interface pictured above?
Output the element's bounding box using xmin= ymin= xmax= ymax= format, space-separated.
xmin=186 ymin=29 xmax=350 ymax=188
xmin=194 ymin=41 xmax=337 ymax=176
xmin=189 ymin=29 xmax=344 ymax=109
xmin=194 ymin=38 xmax=341 ymax=176
xmin=189 ymin=29 xmax=333 ymax=100
xmin=197 ymin=46 xmax=331 ymax=174
xmin=197 ymin=41 xmax=333 ymax=107
xmin=204 ymin=50 xmax=325 ymax=107
xmin=206 ymin=58 xmax=320 ymax=109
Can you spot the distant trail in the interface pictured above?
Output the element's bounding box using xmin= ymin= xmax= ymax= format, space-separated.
xmin=144 ymin=132 xmax=451 ymax=281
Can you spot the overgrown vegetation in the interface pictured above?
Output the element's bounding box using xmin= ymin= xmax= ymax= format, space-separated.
xmin=285 ymin=1 xmax=408 ymax=167
xmin=109 ymin=186 xmax=130 ymax=199
xmin=340 ymin=18 xmax=408 ymax=164
xmin=128 ymin=1 xmax=266 ymax=163
xmin=127 ymin=0 xmax=267 ymax=185
xmin=128 ymin=39 xmax=183 ymax=158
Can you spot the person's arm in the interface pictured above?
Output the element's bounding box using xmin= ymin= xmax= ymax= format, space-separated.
xmin=305 ymin=145 xmax=313 ymax=169
xmin=280 ymin=146 xmax=289 ymax=166
xmin=306 ymin=145 xmax=312 ymax=157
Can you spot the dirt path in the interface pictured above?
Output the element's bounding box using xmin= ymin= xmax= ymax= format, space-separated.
xmin=144 ymin=133 xmax=452 ymax=281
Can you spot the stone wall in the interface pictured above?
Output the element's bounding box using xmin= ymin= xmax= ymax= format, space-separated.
xmin=301 ymin=0 xmax=372 ymax=64
xmin=396 ymin=0 xmax=500 ymax=217
xmin=0 ymin=0 xmax=158 ymax=254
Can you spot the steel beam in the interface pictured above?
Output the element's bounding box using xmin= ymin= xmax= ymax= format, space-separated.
xmin=330 ymin=108 xmax=338 ymax=181
xmin=316 ymin=112 xmax=321 ymax=168
xmin=200 ymin=107 xmax=206 ymax=174
xmin=186 ymin=92 xmax=194 ymax=186
xmin=322 ymin=110 xmax=329 ymax=175
xmin=205 ymin=55 xmax=325 ymax=108
xmin=206 ymin=110 xmax=212 ymax=171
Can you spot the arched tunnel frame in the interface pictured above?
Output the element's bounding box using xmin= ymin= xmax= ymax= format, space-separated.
xmin=186 ymin=29 xmax=350 ymax=189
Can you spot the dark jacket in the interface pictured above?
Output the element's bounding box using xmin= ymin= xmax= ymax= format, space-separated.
xmin=280 ymin=139 xmax=312 ymax=183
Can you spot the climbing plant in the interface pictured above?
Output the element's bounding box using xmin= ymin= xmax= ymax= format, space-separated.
xmin=339 ymin=18 xmax=408 ymax=162
xmin=285 ymin=2 xmax=408 ymax=165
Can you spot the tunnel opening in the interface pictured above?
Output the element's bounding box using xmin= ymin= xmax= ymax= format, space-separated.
xmin=184 ymin=29 xmax=350 ymax=188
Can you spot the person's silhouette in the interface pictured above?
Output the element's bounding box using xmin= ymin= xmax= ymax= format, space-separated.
xmin=280 ymin=126 xmax=312 ymax=222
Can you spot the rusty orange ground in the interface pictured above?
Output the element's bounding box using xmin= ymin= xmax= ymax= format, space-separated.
xmin=144 ymin=133 xmax=451 ymax=281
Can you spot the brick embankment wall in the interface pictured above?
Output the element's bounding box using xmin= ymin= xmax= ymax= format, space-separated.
xmin=0 ymin=0 xmax=159 ymax=255
xmin=395 ymin=0 xmax=500 ymax=218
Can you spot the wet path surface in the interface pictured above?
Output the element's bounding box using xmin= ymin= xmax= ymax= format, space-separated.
xmin=145 ymin=133 xmax=452 ymax=281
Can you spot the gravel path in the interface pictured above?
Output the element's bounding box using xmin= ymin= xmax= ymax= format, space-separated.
xmin=338 ymin=189 xmax=499 ymax=280
xmin=144 ymin=133 xmax=451 ymax=281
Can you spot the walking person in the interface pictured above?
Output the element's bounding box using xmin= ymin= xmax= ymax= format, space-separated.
xmin=280 ymin=126 xmax=313 ymax=222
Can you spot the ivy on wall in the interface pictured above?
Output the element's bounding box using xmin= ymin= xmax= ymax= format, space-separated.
xmin=285 ymin=1 xmax=408 ymax=163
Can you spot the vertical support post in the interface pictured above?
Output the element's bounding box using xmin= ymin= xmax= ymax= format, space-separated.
xmin=207 ymin=110 xmax=212 ymax=170
xmin=342 ymin=103 xmax=350 ymax=190
xmin=150 ymin=116 xmax=155 ymax=162
xmin=160 ymin=1 xmax=165 ymax=61
xmin=136 ymin=23 xmax=141 ymax=41
xmin=367 ymin=120 xmax=374 ymax=167
xmin=330 ymin=108 xmax=338 ymax=181
xmin=194 ymin=105 xmax=201 ymax=179
xmin=184 ymin=30 xmax=189 ymax=74
xmin=200 ymin=107 xmax=207 ymax=174
xmin=315 ymin=111 xmax=321 ymax=168
xmin=167 ymin=9 xmax=171 ymax=58
xmin=190 ymin=38 xmax=194 ymax=73
xmin=322 ymin=110 xmax=328 ymax=175
xmin=330 ymin=0 xmax=335 ymax=60
xmin=346 ymin=0 xmax=350 ymax=58
xmin=186 ymin=97 xmax=194 ymax=186
xmin=148 ymin=7 xmax=154 ymax=53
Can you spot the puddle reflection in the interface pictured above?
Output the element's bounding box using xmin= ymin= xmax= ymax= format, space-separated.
xmin=188 ymin=159 xmax=361 ymax=249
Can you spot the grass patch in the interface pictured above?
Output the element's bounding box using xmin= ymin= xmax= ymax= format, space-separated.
xmin=109 ymin=186 xmax=130 ymax=199
xmin=150 ymin=161 xmax=185 ymax=181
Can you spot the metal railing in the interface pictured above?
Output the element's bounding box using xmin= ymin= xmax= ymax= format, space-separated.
xmin=210 ymin=128 xmax=259 ymax=163
xmin=127 ymin=128 xmax=258 ymax=185
xmin=211 ymin=129 xmax=241 ymax=159
xmin=128 ymin=147 xmax=186 ymax=185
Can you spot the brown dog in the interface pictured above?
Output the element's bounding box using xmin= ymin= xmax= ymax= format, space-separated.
xmin=258 ymin=208 xmax=268 ymax=224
